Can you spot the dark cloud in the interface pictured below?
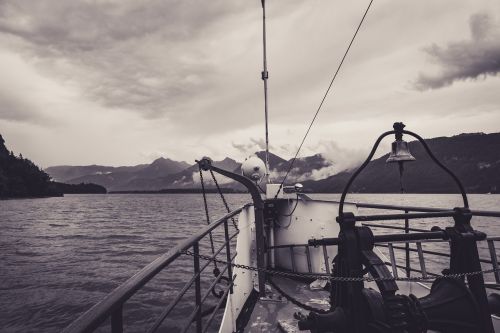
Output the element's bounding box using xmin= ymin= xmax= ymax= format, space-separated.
xmin=0 ymin=0 xmax=305 ymax=120
xmin=0 ymin=1 xmax=249 ymax=52
xmin=414 ymin=13 xmax=500 ymax=90
xmin=0 ymin=1 xmax=258 ymax=118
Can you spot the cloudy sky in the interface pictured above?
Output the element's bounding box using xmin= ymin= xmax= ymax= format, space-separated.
xmin=0 ymin=0 xmax=499 ymax=168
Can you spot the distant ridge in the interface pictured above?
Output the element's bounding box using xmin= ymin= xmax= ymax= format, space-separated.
xmin=44 ymin=132 xmax=500 ymax=193
xmin=302 ymin=132 xmax=500 ymax=194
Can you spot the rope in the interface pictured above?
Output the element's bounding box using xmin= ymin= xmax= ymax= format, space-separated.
xmin=199 ymin=167 xmax=218 ymax=271
xmin=209 ymin=169 xmax=239 ymax=231
xmin=275 ymin=0 xmax=375 ymax=198
xmin=268 ymin=277 xmax=331 ymax=314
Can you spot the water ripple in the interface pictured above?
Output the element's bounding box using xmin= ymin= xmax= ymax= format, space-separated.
xmin=1 ymin=193 xmax=498 ymax=332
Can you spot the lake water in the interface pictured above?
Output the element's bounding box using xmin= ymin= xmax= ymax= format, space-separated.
xmin=0 ymin=193 xmax=499 ymax=332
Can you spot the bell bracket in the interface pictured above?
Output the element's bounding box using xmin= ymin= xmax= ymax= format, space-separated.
xmin=337 ymin=122 xmax=469 ymax=222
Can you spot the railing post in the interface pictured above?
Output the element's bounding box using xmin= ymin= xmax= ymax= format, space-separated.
xmin=488 ymin=240 xmax=500 ymax=284
xmin=405 ymin=210 xmax=410 ymax=278
xmin=416 ymin=242 xmax=427 ymax=279
xmin=305 ymin=246 xmax=312 ymax=273
xmin=289 ymin=246 xmax=296 ymax=272
xmin=193 ymin=243 xmax=202 ymax=333
xmin=388 ymin=243 xmax=398 ymax=278
xmin=223 ymin=219 xmax=234 ymax=294
xmin=322 ymin=245 xmax=330 ymax=274
xmin=110 ymin=304 xmax=123 ymax=333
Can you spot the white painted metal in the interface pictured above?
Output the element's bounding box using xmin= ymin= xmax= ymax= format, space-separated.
xmin=273 ymin=199 xmax=357 ymax=273
xmin=266 ymin=184 xmax=283 ymax=199
xmin=219 ymin=206 xmax=256 ymax=333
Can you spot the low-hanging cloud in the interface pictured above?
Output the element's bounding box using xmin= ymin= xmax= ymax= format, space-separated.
xmin=414 ymin=13 xmax=500 ymax=90
xmin=231 ymin=137 xmax=273 ymax=155
xmin=308 ymin=140 xmax=365 ymax=179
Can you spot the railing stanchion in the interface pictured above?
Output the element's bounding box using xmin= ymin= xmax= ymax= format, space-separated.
xmin=416 ymin=242 xmax=427 ymax=278
xmin=224 ymin=219 xmax=234 ymax=294
xmin=305 ymin=246 xmax=312 ymax=273
xmin=322 ymin=245 xmax=330 ymax=274
xmin=110 ymin=304 xmax=123 ymax=333
xmin=488 ymin=240 xmax=500 ymax=284
xmin=290 ymin=246 xmax=296 ymax=272
xmin=388 ymin=243 xmax=398 ymax=278
xmin=405 ymin=210 xmax=410 ymax=278
xmin=193 ymin=243 xmax=202 ymax=333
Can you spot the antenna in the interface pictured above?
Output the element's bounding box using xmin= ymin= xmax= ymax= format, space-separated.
xmin=261 ymin=0 xmax=270 ymax=183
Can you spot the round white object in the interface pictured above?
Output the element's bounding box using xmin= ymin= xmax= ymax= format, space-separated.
xmin=241 ymin=156 xmax=266 ymax=182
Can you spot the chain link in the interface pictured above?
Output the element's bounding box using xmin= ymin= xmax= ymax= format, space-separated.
xmin=181 ymin=250 xmax=500 ymax=283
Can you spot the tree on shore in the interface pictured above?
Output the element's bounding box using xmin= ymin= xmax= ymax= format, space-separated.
xmin=0 ymin=134 xmax=62 ymax=198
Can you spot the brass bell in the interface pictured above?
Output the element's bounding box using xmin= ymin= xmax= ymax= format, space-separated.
xmin=386 ymin=140 xmax=416 ymax=163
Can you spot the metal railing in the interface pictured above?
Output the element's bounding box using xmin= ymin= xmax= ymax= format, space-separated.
xmin=63 ymin=206 xmax=246 ymax=333
xmin=268 ymin=243 xmax=331 ymax=276
xmin=354 ymin=201 xmax=500 ymax=283
xmin=268 ymin=201 xmax=500 ymax=285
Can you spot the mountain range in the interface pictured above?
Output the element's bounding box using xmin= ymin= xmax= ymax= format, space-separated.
xmin=45 ymin=153 xmax=333 ymax=191
xmin=45 ymin=132 xmax=500 ymax=193
xmin=303 ymin=132 xmax=500 ymax=194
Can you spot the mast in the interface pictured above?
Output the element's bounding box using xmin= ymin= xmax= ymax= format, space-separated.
xmin=261 ymin=0 xmax=270 ymax=183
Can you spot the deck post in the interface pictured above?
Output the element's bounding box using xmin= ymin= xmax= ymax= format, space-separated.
xmin=322 ymin=245 xmax=330 ymax=274
xmin=387 ymin=243 xmax=398 ymax=278
xmin=415 ymin=242 xmax=427 ymax=278
xmin=488 ymin=240 xmax=500 ymax=283
xmin=110 ymin=304 xmax=123 ymax=333
xmin=305 ymin=246 xmax=312 ymax=273
xmin=193 ymin=243 xmax=202 ymax=333
xmin=405 ymin=210 xmax=410 ymax=278
xmin=224 ymin=219 xmax=234 ymax=294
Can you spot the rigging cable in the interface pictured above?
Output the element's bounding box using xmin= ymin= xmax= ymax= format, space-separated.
xmin=209 ymin=169 xmax=239 ymax=231
xmin=274 ymin=0 xmax=374 ymax=198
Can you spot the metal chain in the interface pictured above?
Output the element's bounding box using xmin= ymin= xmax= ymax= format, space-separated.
xmin=182 ymin=250 xmax=500 ymax=283
xmin=209 ymin=169 xmax=238 ymax=231
xmin=268 ymin=277 xmax=331 ymax=314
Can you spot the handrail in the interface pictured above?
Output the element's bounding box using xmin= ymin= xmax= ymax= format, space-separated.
xmin=62 ymin=206 xmax=247 ymax=333
xmin=146 ymin=232 xmax=239 ymax=333
xmin=354 ymin=202 xmax=500 ymax=217
xmin=353 ymin=210 xmax=456 ymax=222
xmin=324 ymin=200 xmax=500 ymax=218
xmin=377 ymin=243 xmax=496 ymax=265
xmin=361 ymin=222 xmax=427 ymax=232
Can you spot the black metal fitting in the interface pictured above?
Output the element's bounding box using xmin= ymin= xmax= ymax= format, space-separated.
xmin=196 ymin=157 xmax=212 ymax=171
xmin=336 ymin=212 xmax=356 ymax=229
xmin=452 ymin=207 xmax=472 ymax=228
xmin=263 ymin=201 xmax=279 ymax=224
xmin=393 ymin=122 xmax=405 ymax=141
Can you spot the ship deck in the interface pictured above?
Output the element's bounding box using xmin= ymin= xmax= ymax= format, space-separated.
xmin=243 ymin=276 xmax=500 ymax=333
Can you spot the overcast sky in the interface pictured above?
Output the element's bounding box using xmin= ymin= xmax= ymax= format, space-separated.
xmin=0 ymin=0 xmax=499 ymax=168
